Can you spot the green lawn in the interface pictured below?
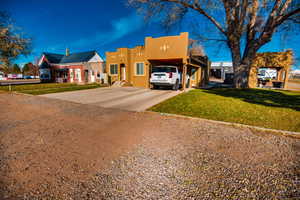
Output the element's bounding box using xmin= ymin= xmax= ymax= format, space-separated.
xmin=150 ymin=88 xmax=300 ymax=132
xmin=0 ymin=83 xmax=105 ymax=95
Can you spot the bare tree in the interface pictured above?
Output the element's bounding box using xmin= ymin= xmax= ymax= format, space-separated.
xmin=0 ymin=11 xmax=31 ymax=73
xmin=189 ymin=39 xmax=205 ymax=56
xmin=23 ymin=62 xmax=39 ymax=76
xmin=128 ymin=0 xmax=300 ymax=88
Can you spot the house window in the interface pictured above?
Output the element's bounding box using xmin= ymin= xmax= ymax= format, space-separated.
xmin=135 ymin=62 xmax=144 ymax=75
xmin=110 ymin=64 xmax=118 ymax=75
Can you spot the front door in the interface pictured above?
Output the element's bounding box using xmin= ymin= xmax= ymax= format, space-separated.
xmin=84 ymin=70 xmax=89 ymax=82
xmin=120 ymin=64 xmax=126 ymax=81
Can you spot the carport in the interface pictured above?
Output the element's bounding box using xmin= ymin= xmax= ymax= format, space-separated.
xmin=148 ymin=55 xmax=210 ymax=90
xmin=145 ymin=32 xmax=210 ymax=90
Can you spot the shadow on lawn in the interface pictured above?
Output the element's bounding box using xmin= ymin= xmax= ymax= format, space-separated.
xmin=202 ymin=88 xmax=300 ymax=111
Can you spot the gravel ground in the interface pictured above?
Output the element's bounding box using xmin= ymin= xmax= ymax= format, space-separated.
xmin=0 ymin=92 xmax=299 ymax=199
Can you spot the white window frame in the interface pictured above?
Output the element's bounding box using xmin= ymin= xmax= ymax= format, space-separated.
xmin=110 ymin=64 xmax=118 ymax=75
xmin=135 ymin=62 xmax=145 ymax=76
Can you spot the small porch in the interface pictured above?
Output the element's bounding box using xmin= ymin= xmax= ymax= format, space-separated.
xmin=54 ymin=68 xmax=69 ymax=83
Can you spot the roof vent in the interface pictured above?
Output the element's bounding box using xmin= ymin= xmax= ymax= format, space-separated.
xmin=66 ymin=48 xmax=70 ymax=56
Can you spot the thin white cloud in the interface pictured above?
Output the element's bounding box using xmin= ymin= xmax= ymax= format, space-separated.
xmin=72 ymin=12 xmax=144 ymax=49
xmin=16 ymin=13 xmax=144 ymax=64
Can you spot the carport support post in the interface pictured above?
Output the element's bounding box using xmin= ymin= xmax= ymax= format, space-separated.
xmin=182 ymin=64 xmax=187 ymax=91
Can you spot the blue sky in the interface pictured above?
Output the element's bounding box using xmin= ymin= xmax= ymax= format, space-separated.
xmin=2 ymin=0 xmax=300 ymax=69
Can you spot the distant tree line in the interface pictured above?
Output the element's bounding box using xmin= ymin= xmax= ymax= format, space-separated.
xmin=22 ymin=62 xmax=39 ymax=76
xmin=3 ymin=62 xmax=39 ymax=76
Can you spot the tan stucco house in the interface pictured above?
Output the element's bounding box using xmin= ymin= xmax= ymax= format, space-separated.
xmin=106 ymin=32 xmax=210 ymax=89
xmin=249 ymin=50 xmax=293 ymax=88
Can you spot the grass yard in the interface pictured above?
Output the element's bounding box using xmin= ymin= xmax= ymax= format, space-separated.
xmin=0 ymin=83 xmax=105 ymax=95
xmin=150 ymin=88 xmax=300 ymax=132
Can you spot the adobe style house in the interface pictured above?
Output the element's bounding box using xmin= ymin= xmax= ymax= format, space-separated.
xmin=38 ymin=49 xmax=105 ymax=83
xmin=106 ymin=32 xmax=210 ymax=89
xmin=249 ymin=50 xmax=293 ymax=88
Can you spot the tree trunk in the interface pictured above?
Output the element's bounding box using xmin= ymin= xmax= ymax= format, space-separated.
xmin=232 ymin=62 xmax=250 ymax=88
xmin=231 ymin=47 xmax=257 ymax=89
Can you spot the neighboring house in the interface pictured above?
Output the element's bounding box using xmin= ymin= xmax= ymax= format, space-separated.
xmin=106 ymin=32 xmax=210 ymax=89
xmin=210 ymin=62 xmax=233 ymax=80
xmin=249 ymin=51 xmax=293 ymax=88
xmin=38 ymin=49 xmax=105 ymax=83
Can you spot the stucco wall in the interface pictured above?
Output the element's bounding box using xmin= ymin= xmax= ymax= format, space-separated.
xmin=129 ymin=46 xmax=149 ymax=88
xmin=106 ymin=48 xmax=131 ymax=84
xmin=145 ymin=32 xmax=189 ymax=62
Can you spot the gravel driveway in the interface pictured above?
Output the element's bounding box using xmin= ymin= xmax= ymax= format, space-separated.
xmin=0 ymin=93 xmax=299 ymax=199
xmin=41 ymin=87 xmax=182 ymax=111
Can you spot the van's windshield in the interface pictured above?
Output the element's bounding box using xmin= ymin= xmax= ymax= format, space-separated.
xmin=152 ymin=66 xmax=176 ymax=73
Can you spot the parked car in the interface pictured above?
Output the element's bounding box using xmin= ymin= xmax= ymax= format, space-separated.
xmin=150 ymin=65 xmax=183 ymax=90
xmin=224 ymin=73 xmax=234 ymax=84
xmin=24 ymin=75 xmax=32 ymax=79
xmin=7 ymin=74 xmax=23 ymax=79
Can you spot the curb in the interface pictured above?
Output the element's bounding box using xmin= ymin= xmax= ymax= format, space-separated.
xmin=0 ymin=91 xmax=34 ymax=97
xmin=145 ymin=111 xmax=300 ymax=139
xmin=12 ymin=91 xmax=35 ymax=97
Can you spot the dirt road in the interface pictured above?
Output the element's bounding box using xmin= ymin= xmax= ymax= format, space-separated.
xmin=0 ymin=92 xmax=299 ymax=199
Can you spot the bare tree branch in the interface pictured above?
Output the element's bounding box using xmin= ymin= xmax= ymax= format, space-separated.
xmin=161 ymin=0 xmax=227 ymax=35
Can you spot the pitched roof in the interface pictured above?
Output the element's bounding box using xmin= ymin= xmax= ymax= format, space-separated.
xmin=40 ymin=61 xmax=51 ymax=69
xmin=43 ymin=53 xmax=64 ymax=63
xmin=42 ymin=50 xmax=97 ymax=64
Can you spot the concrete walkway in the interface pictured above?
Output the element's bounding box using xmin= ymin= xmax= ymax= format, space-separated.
xmin=41 ymin=87 xmax=182 ymax=111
